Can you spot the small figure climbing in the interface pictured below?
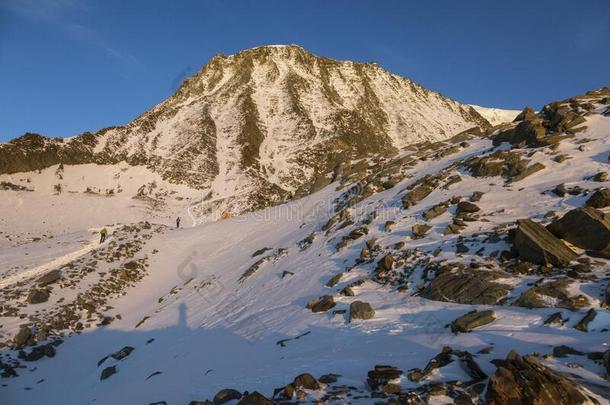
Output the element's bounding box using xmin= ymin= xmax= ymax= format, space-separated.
xmin=100 ymin=227 xmax=108 ymax=243
xmin=176 ymin=217 xmax=181 ymax=228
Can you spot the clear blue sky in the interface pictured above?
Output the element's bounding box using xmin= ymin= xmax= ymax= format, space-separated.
xmin=1 ymin=0 xmax=609 ymax=141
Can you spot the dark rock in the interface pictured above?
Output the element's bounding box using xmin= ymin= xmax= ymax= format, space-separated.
xmin=513 ymin=107 xmax=537 ymax=122
xmin=293 ymin=373 xmax=320 ymax=390
xmin=236 ymin=391 xmax=273 ymax=405
xmin=20 ymin=343 xmax=56 ymax=361
xmin=553 ymin=345 xmax=584 ymax=358
xmin=552 ymin=183 xmax=566 ymax=197
xmin=485 ymin=350 xmax=589 ymax=405
xmin=421 ymin=268 xmax=511 ymax=305
xmin=308 ymin=295 xmax=335 ymax=313
xmin=326 ymin=273 xmax=342 ymax=288
xmin=367 ymin=365 xmax=402 ymax=390
xmin=27 ymin=289 xmax=50 ymax=304
xmin=37 ymin=269 xmax=61 ymax=287
xmin=318 ymin=374 xmax=340 ymax=384
xmin=412 ymin=224 xmax=432 ymax=238
xmin=424 ymin=203 xmax=448 ymax=220
xmin=513 ymin=219 xmax=578 ymax=266
xmin=544 ymin=312 xmax=565 ymax=326
xmin=213 ymin=388 xmax=242 ymax=404
xmin=593 ymin=172 xmax=608 ymax=182
xmin=384 ymin=221 xmax=395 ymax=232
xmin=547 ymin=207 xmax=610 ymax=253
xmin=457 ymin=201 xmax=480 ymax=214
xmin=470 ymin=191 xmax=484 ymax=202
xmin=111 ymin=346 xmax=134 ymax=361
xmin=13 ymin=326 xmax=32 ymax=348
xmin=513 ymin=279 xmax=589 ymax=310
xmin=349 ymin=301 xmax=375 ymax=322
xmin=100 ymin=366 xmax=117 ymax=381
xmin=574 ymin=308 xmax=597 ymax=332
xmin=586 ymin=188 xmax=610 ymax=208
xmin=492 ymin=116 xmax=546 ymax=147
xmin=451 ymin=310 xmax=495 ymax=333
xmin=402 ymin=183 xmax=435 ymax=209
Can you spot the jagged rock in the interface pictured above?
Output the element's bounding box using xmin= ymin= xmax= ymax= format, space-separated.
xmin=326 ymin=273 xmax=342 ymax=288
xmin=544 ymin=312 xmax=565 ymax=326
xmin=307 ymin=295 xmax=335 ymax=313
xmin=376 ymin=254 xmax=394 ymax=273
xmin=513 ymin=219 xmax=578 ymax=266
xmin=574 ymin=308 xmax=597 ymax=332
xmin=100 ymin=365 xmax=117 ymax=381
xmin=451 ymin=310 xmax=495 ymax=333
xmin=293 ymin=373 xmax=321 ymax=390
xmin=349 ymin=301 xmax=375 ymax=322
xmin=586 ymin=188 xmax=610 ymax=208
xmin=485 ymin=351 xmax=589 ymax=405
xmin=384 ymin=221 xmax=395 ymax=232
xmin=511 ymin=162 xmax=545 ymax=182
xmin=492 ymin=116 xmax=546 ymax=147
xmin=513 ymin=107 xmax=537 ymax=122
xmin=553 ymin=345 xmax=584 ymax=358
xmin=367 ymin=365 xmax=402 ymax=390
xmin=27 ymin=288 xmax=50 ymax=304
xmin=237 ymin=391 xmax=272 ymax=405
xmin=470 ymin=191 xmax=484 ymax=202
xmin=412 ymin=224 xmax=432 ymax=238
xmin=456 ymin=201 xmax=480 ymax=214
xmin=408 ymin=346 xmax=454 ymax=382
xmin=513 ymin=279 xmax=590 ymax=310
xmin=402 ymin=183 xmax=435 ymax=209
xmin=318 ymin=374 xmax=340 ymax=384
xmin=213 ymin=388 xmax=243 ymax=404
xmin=424 ymin=203 xmax=448 ymax=220
xmin=19 ymin=343 xmax=56 ymax=361
xmin=552 ymin=183 xmax=567 ymax=197
xmin=111 ymin=346 xmax=134 ymax=360
xmin=421 ymin=268 xmax=511 ymax=305
xmin=13 ymin=326 xmax=32 ymax=348
xmin=443 ymin=223 xmax=463 ymax=235
xmin=593 ymin=172 xmax=608 ymax=182
xmin=547 ymin=207 xmax=610 ymax=253
xmin=37 ymin=269 xmax=62 ymax=287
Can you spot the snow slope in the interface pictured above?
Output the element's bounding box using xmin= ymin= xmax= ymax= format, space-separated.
xmin=1 ymin=91 xmax=609 ymax=404
xmin=470 ymin=104 xmax=521 ymax=126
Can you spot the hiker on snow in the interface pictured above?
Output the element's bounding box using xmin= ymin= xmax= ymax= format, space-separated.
xmin=176 ymin=217 xmax=181 ymax=228
xmin=99 ymin=227 xmax=108 ymax=243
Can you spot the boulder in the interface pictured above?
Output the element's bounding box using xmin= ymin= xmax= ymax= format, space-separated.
xmin=37 ymin=269 xmax=61 ymax=287
xmin=513 ymin=279 xmax=590 ymax=310
xmin=513 ymin=107 xmax=537 ymax=122
xmin=492 ymin=117 xmax=546 ymax=147
xmin=513 ymin=219 xmax=578 ymax=266
xmin=485 ymin=351 xmax=589 ymax=405
xmin=13 ymin=326 xmax=32 ymax=348
xmin=349 ymin=301 xmax=375 ymax=322
xmin=325 ymin=273 xmax=342 ymax=288
xmin=236 ymin=392 xmax=273 ymax=405
xmin=451 ymin=310 xmax=495 ymax=333
xmin=367 ymin=365 xmax=402 ymax=391
xmin=402 ymin=183 xmax=435 ymax=209
xmin=574 ymin=308 xmax=597 ymax=332
xmin=412 ymin=224 xmax=432 ymax=238
xmin=470 ymin=191 xmax=484 ymax=202
xmin=547 ymin=207 xmax=610 ymax=253
xmin=27 ymin=289 xmax=50 ymax=304
xmin=424 ymin=203 xmax=448 ymax=220
xmin=586 ymin=188 xmax=610 ymax=208
xmin=456 ymin=201 xmax=480 ymax=214
xmin=293 ymin=373 xmax=320 ymax=390
xmin=308 ymin=295 xmax=335 ymax=313
xmin=100 ymin=365 xmax=117 ymax=381
xmin=421 ymin=268 xmax=511 ymax=305
xmin=213 ymin=389 xmax=242 ymax=405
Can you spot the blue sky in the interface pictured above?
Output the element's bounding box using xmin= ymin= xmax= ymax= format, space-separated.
xmin=1 ymin=0 xmax=609 ymax=141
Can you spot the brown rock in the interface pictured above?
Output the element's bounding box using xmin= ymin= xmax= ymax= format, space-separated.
xmin=513 ymin=219 xmax=578 ymax=266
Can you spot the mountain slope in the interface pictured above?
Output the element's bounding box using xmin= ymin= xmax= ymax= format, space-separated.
xmin=469 ymin=104 xmax=521 ymax=125
xmin=1 ymin=88 xmax=610 ymax=404
xmin=0 ymin=45 xmax=490 ymax=220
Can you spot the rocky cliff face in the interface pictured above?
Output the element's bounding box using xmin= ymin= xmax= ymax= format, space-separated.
xmin=0 ymin=45 xmax=490 ymax=217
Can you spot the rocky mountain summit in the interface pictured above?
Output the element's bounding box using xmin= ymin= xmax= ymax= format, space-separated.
xmin=0 ymin=45 xmax=489 ymax=220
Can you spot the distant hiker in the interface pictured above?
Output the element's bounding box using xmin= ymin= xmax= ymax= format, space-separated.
xmin=176 ymin=217 xmax=181 ymax=228
xmin=100 ymin=227 xmax=108 ymax=243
